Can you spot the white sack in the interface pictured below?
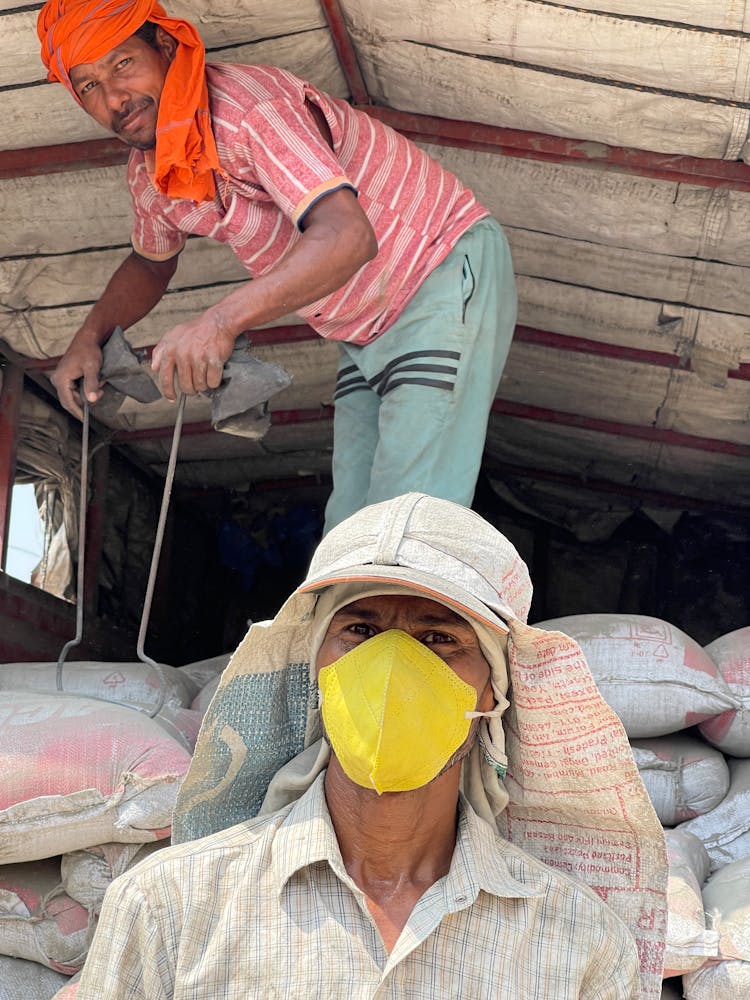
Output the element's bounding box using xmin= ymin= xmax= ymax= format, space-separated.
xmin=679 ymin=758 xmax=750 ymax=870
xmin=684 ymin=961 xmax=750 ymax=999
xmin=50 ymin=973 xmax=80 ymax=999
xmin=699 ymin=628 xmax=750 ymax=757
xmin=0 ymin=660 xmax=197 ymax=710
xmin=0 ymin=860 xmax=94 ymax=973
xmin=703 ymin=857 xmax=750 ymax=962
xmin=177 ymin=653 xmax=230 ymax=691
xmin=532 ymin=614 xmax=736 ymax=737
xmin=663 ymin=829 xmax=718 ymax=977
xmin=60 ymin=842 xmax=165 ymax=913
xmin=0 ymin=955 xmax=70 ymax=1000
xmin=190 ymin=674 xmax=220 ymax=714
xmin=0 ymin=692 xmax=192 ymax=864
xmin=631 ymin=735 xmax=730 ymax=825
xmin=0 ymin=661 xmax=202 ymax=751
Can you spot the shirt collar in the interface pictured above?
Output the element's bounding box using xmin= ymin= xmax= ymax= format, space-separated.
xmin=271 ymin=772 xmax=348 ymax=895
xmin=272 ymin=774 xmax=543 ymax=903
xmin=451 ymin=793 xmax=544 ymax=903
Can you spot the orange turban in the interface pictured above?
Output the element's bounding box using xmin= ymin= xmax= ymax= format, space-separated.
xmin=37 ymin=0 xmax=220 ymax=201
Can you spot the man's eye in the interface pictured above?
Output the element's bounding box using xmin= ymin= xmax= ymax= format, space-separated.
xmin=422 ymin=631 xmax=454 ymax=645
xmin=80 ymin=81 xmax=96 ymax=95
xmin=115 ymin=57 xmax=131 ymax=71
xmin=347 ymin=623 xmax=375 ymax=637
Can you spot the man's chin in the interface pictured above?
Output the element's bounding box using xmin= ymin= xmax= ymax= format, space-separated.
xmin=116 ymin=133 xmax=157 ymax=151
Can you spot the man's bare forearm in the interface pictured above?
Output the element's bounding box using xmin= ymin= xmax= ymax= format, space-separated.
xmin=53 ymin=250 xmax=178 ymax=417
xmin=74 ymin=250 xmax=178 ymax=347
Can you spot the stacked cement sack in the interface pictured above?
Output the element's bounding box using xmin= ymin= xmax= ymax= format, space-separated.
xmin=0 ymin=655 xmax=228 ymax=999
xmin=535 ymin=615 xmax=750 ymax=997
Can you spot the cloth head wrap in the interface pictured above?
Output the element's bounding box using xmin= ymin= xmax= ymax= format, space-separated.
xmin=37 ymin=0 xmax=220 ymax=201
xmin=173 ymin=493 xmax=668 ymax=999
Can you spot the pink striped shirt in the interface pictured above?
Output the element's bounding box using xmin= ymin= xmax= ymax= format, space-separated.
xmin=128 ymin=63 xmax=488 ymax=345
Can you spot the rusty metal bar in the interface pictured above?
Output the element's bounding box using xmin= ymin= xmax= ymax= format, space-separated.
xmin=0 ymin=363 xmax=23 ymax=569
xmin=5 ymin=113 xmax=750 ymax=192
xmin=357 ymin=107 xmax=750 ymax=193
xmin=491 ymin=399 xmax=750 ymax=457
xmin=318 ymin=0 xmax=370 ymax=105
xmin=82 ymin=441 xmax=109 ymax=619
xmin=25 ymin=323 xmax=750 ymax=382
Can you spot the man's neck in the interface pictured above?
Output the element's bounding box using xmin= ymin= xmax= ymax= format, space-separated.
xmin=323 ymin=757 xmax=461 ymax=952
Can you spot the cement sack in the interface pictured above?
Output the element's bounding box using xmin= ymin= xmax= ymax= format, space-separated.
xmin=704 ymin=857 xmax=750 ymax=961
xmin=699 ymin=627 xmax=750 ymax=757
xmin=663 ymin=829 xmax=718 ymax=977
xmin=51 ymin=977 xmax=79 ymax=1000
xmin=0 ymin=955 xmax=70 ymax=1000
xmin=61 ymin=842 xmax=165 ymax=913
xmin=685 ymin=961 xmax=750 ymax=999
xmin=190 ymin=674 xmax=220 ymax=714
xmin=532 ymin=614 xmax=736 ymax=737
xmin=177 ymin=653 xmax=230 ymax=691
xmin=631 ymin=734 xmax=730 ymax=825
xmin=0 ymin=691 xmax=192 ymax=864
xmin=0 ymin=661 xmax=201 ymax=751
xmin=0 ymin=660 xmax=198 ymax=712
xmin=679 ymin=758 xmax=750 ymax=870
xmin=0 ymin=859 xmax=94 ymax=973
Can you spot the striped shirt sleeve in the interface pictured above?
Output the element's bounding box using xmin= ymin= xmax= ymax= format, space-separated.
xmin=241 ymin=97 xmax=357 ymax=229
xmin=128 ymin=157 xmax=188 ymax=261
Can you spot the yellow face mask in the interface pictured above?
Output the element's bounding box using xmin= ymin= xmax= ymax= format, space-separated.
xmin=318 ymin=629 xmax=488 ymax=794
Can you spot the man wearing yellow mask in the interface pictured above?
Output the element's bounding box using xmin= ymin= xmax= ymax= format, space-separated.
xmin=76 ymin=494 xmax=668 ymax=1000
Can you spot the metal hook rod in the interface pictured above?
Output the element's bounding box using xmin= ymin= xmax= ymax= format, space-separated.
xmin=56 ymin=400 xmax=89 ymax=689
xmin=136 ymin=394 xmax=186 ymax=685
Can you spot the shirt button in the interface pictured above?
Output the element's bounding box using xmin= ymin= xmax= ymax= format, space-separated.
xmin=455 ymin=895 xmax=467 ymax=903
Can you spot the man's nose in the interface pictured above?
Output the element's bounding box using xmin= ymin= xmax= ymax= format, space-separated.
xmin=102 ymin=80 xmax=130 ymax=111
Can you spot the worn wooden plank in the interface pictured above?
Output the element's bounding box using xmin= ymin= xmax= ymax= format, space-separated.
xmin=487 ymin=2 xmax=750 ymax=33
xmin=484 ymin=417 xmax=750 ymax=506
xmin=343 ymin=0 xmax=750 ymax=101
xmin=501 ymin=342 xmax=750 ymax=444
xmin=426 ymin=146 xmax=750 ymax=266
xmin=7 ymin=145 xmax=750 ymax=266
xmin=516 ymin=276 xmax=750 ymax=370
xmin=7 ymin=225 xmax=749 ymax=327
xmin=4 ymin=255 xmax=747 ymax=368
xmin=3 ymin=0 xmax=328 ymax=87
xmin=1 ymin=28 xmax=348 ymax=151
xmin=0 ymin=239 xmax=246 ymax=310
xmin=507 ymin=228 xmax=750 ymax=319
xmin=355 ymin=39 xmax=750 ymax=160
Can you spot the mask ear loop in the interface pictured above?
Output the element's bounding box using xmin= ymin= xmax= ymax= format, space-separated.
xmin=464 ymin=675 xmax=502 ymax=719
xmin=465 ymin=706 xmax=505 ymax=720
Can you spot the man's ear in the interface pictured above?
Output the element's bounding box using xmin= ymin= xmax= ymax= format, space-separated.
xmin=154 ymin=26 xmax=177 ymax=63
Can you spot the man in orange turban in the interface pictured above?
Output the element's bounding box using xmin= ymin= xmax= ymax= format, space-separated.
xmin=38 ymin=0 xmax=518 ymax=533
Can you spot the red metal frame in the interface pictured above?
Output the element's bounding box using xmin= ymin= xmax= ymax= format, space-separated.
xmin=0 ymin=364 xmax=23 ymax=569
xmin=356 ymin=108 xmax=750 ymax=193
xmin=5 ymin=113 xmax=750 ymax=190
xmin=490 ymin=399 xmax=750 ymax=457
xmin=318 ymin=0 xmax=370 ymax=105
xmin=25 ymin=323 xmax=750 ymax=382
xmin=112 ymin=398 xmax=750 ymax=459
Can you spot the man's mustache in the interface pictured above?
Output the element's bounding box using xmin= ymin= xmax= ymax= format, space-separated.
xmin=111 ymin=98 xmax=153 ymax=134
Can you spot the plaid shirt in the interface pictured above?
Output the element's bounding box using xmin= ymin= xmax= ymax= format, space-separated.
xmin=128 ymin=63 xmax=487 ymax=345
xmin=77 ymin=774 xmax=640 ymax=999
